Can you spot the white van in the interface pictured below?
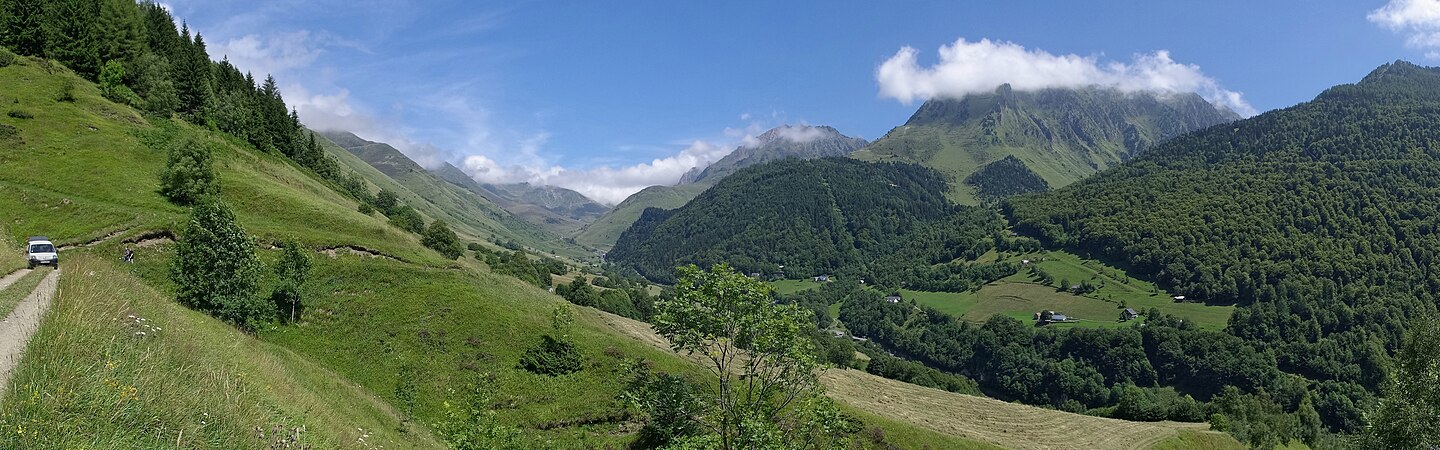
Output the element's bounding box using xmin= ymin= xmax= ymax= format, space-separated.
xmin=26 ymin=236 xmax=57 ymax=269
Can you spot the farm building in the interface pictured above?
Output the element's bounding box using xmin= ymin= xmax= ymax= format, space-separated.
xmin=1035 ymin=310 xmax=1070 ymax=324
xmin=1172 ymin=295 xmax=1186 ymax=302
xmin=813 ymin=275 xmax=830 ymax=282
xmin=1120 ymin=308 xmax=1139 ymax=321
xmin=884 ymin=295 xmax=902 ymax=303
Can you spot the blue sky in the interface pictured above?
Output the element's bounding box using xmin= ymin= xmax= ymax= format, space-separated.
xmin=165 ymin=0 xmax=1436 ymax=204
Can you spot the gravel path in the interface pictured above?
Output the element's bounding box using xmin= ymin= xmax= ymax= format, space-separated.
xmin=0 ymin=269 xmax=59 ymax=402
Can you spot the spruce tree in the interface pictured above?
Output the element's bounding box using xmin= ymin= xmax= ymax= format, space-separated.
xmin=0 ymin=0 xmax=46 ymax=56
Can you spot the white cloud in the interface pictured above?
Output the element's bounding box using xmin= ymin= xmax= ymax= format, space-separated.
xmin=461 ymin=139 xmax=737 ymax=205
xmin=211 ymin=30 xmax=323 ymax=79
xmin=770 ymin=124 xmax=827 ymax=144
xmin=876 ymin=38 xmax=1255 ymax=116
xmin=1370 ymin=0 xmax=1440 ymax=59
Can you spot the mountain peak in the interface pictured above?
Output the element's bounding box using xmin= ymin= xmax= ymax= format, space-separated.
xmin=682 ymin=125 xmax=868 ymax=185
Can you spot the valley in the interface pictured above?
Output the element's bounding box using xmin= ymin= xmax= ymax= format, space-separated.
xmin=0 ymin=2 xmax=1435 ymax=449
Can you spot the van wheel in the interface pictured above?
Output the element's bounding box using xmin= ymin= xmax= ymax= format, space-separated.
xmin=27 ymin=262 xmax=34 ymax=269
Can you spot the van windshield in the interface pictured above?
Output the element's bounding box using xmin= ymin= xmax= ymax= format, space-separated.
xmin=29 ymin=244 xmax=54 ymax=253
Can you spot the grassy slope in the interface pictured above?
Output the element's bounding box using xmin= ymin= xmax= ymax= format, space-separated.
xmin=316 ymin=133 xmax=591 ymax=261
xmin=852 ymin=123 xmax=1110 ymax=205
xmin=0 ymin=233 xmax=23 ymax=274
xmin=0 ymin=254 xmax=442 ymax=448
xmin=906 ymin=250 xmax=1234 ymax=330
xmin=573 ymin=182 xmax=709 ymax=251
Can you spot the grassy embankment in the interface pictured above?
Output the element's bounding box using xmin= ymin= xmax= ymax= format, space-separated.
xmin=0 ymin=253 xmax=440 ymax=448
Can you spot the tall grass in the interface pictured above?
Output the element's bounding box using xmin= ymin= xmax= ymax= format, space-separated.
xmin=0 ymin=254 xmax=442 ymax=448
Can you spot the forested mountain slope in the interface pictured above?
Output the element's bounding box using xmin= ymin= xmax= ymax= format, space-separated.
xmin=1007 ymin=60 xmax=1440 ymax=434
xmin=854 ymin=86 xmax=1239 ymax=204
xmin=608 ymin=158 xmax=1010 ymax=286
xmin=574 ymin=125 xmax=867 ymax=250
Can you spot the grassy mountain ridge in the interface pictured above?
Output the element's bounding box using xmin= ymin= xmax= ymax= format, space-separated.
xmin=854 ymin=86 xmax=1239 ymax=204
xmin=317 ymin=130 xmax=590 ymax=259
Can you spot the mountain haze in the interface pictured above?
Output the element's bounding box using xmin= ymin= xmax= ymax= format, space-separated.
xmin=854 ymin=85 xmax=1240 ymax=203
xmin=430 ymin=162 xmax=609 ymax=237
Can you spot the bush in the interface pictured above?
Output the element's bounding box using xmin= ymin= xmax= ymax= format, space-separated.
xmin=518 ymin=335 xmax=582 ymax=376
xmin=6 ymin=109 xmax=31 ymax=119
xmin=56 ymin=78 xmax=75 ymax=102
xmin=0 ymin=48 xmax=14 ymax=68
xmin=171 ymin=199 xmax=270 ymax=330
xmin=99 ymin=60 xmax=141 ymax=107
xmin=158 ymin=136 xmax=218 ymax=205
xmin=357 ymin=202 xmax=374 ymax=215
xmin=422 ymin=220 xmax=464 ymax=260
xmin=387 ymin=205 xmax=425 ymax=234
xmin=519 ymin=307 xmax=583 ymax=376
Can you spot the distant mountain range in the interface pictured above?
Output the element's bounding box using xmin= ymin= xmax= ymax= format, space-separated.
xmin=853 ymin=85 xmax=1240 ymax=204
xmin=320 ymin=130 xmax=609 ymax=240
xmin=574 ymin=124 xmax=869 ymax=250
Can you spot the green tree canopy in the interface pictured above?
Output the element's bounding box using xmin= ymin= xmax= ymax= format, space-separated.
xmin=171 ymin=199 xmax=268 ymax=330
xmin=654 ymin=264 xmax=830 ymax=449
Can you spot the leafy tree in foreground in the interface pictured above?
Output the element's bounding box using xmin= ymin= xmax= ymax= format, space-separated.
xmin=158 ymin=135 xmax=217 ymax=205
xmin=271 ymin=238 xmax=312 ymax=323
xmin=171 ymin=199 xmax=268 ymax=330
xmin=654 ymin=264 xmax=846 ymax=450
xmin=1357 ymin=320 xmax=1440 ymax=449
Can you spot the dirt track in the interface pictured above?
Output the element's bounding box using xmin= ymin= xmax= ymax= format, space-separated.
xmin=0 ymin=269 xmax=60 ymax=402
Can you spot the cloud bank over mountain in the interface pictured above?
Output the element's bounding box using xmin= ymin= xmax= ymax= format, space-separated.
xmin=876 ymin=38 xmax=1255 ymax=116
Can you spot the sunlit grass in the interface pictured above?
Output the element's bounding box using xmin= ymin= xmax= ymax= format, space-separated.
xmin=0 ymin=254 xmax=440 ymax=448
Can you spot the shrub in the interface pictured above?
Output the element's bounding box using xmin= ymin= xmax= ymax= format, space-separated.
xmin=357 ymin=202 xmax=374 ymax=215
xmin=171 ymin=199 xmax=270 ymax=330
xmin=56 ymin=78 xmax=75 ymax=102
xmin=0 ymin=48 xmax=14 ymax=68
xmin=519 ymin=306 xmax=582 ymax=376
xmin=158 ymin=136 xmax=218 ymax=205
xmin=387 ymin=205 xmax=425 ymax=234
xmin=422 ymin=220 xmax=464 ymax=259
xmin=99 ymin=60 xmax=141 ymax=107
xmin=518 ymin=335 xmax=583 ymax=376
xmin=6 ymin=109 xmax=31 ymax=119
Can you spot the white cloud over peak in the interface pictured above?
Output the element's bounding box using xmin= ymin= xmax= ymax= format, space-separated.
xmin=876 ymin=38 xmax=1255 ymax=116
xmin=461 ymin=139 xmax=735 ymax=205
xmin=1370 ymin=0 xmax=1440 ymax=59
xmin=771 ymin=124 xmax=828 ymax=144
